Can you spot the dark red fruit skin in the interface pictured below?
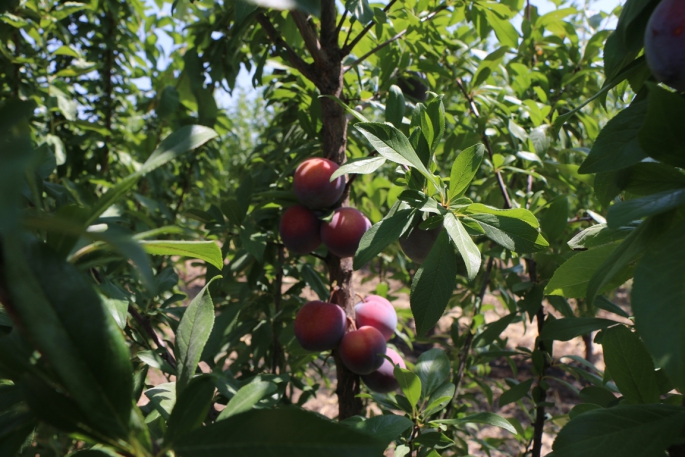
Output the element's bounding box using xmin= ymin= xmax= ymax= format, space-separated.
xmin=644 ymin=0 xmax=685 ymax=92
xmin=293 ymin=158 xmax=345 ymax=209
xmin=355 ymin=299 xmax=397 ymax=341
xmin=279 ymin=205 xmax=322 ymax=255
xmin=320 ymin=207 xmax=371 ymax=258
xmin=362 ymin=347 xmax=406 ymax=393
xmin=399 ymin=225 xmax=442 ymax=264
xmin=294 ymin=301 xmax=346 ymax=352
xmin=338 ymin=326 xmax=387 ymax=375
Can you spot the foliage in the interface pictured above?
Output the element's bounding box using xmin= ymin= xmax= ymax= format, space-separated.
xmin=1 ymin=0 xmax=684 ymax=456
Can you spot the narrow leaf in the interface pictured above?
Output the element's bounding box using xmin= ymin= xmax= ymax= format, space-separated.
xmin=444 ymin=213 xmax=481 ymax=280
xmin=175 ymin=276 xmax=221 ymax=394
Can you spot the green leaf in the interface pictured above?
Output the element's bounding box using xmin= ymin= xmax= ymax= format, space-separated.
xmin=586 ymin=220 xmax=654 ymax=305
xmin=448 ymin=144 xmax=485 ymax=200
xmin=553 ymin=404 xmax=685 ymax=457
xmin=474 ymin=313 xmax=517 ymax=347
xmin=385 ymin=85 xmax=405 ymax=129
xmin=467 ymin=213 xmax=548 ymax=253
xmin=319 ymin=95 xmax=369 ymax=123
xmin=165 ymin=375 xmax=216 ymax=442
xmin=299 ymin=264 xmax=329 ymax=301
xmin=354 ymin=209 xmax=413 ymax=270
xmin=87 ymin=125 xmax=218 ymax=227
xmin=499 ymin=379 xmax=533 ymax=406
xmin=540 ymin=317 xmax=616 ymax=341
xmin=140 ymin=240 xmax=224 ymax=269
xmin=638 ymin=84 xmax=685 ymax=169
xmin=173 ymin=408 xmax=386 ymax=457
xmin=432 ymin=412 xmax=517 ymax=435
xmin=217 ymin=380 xmax=277 ymax=421
xmin=541 ymin=197 xmax=569 ymax=242
xmin=410 ymin=231 xmax=458 ymax=336
xmin=578 ymin=100 xmax=648 ymax=174
xmin=552 ymin=57 xmax=646 ymax=135
xmin=175 ymin=277 xmax=221 ymax=394
xmin=394 ymin=367 xmax=421 ymax=408
xmin=412 ymin=431 xmax=453 ymax=449
xmin=568 ymin=224 xmax=634 ymax=250
xmin=633 ymin=224 xmax=685 ymax=391
xmin=414 ymin=349 xmax=450 ymax=400
xmin=483 ymin=9 xmax=519 ymax=48
xmin=545 ymin=243 xmax=634 ymax=298
xmin=607 ymin=189 xmax=685 ymax=229
xmin=0 ymin=240 xmax=133 ymax=439
xmin=602 ymin=326 xmax=660 ymax=404
xmin=347 ymin=415 xmax=413 ymax=444
xmin=354 ymin=122 xmax=441 ymax=192
xmin=330 ymin=156 xmax=386 ymax=180
xmin=464 ymin=204 xmax=540 ymax=227
xmin=144 ymin=383 xmax=176 ymax=421
xmin=444 ymin=213 xmax=480 ymax=280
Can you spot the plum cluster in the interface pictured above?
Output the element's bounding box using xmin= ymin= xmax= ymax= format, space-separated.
xmin=279 ymin=158 xmax=371 ymax=257
xmin=294 ymin=294 xmax=405 ymax=393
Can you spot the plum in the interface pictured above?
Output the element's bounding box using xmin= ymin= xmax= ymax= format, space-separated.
xmin=294 ymin=301 xmax=346 ymax=351
xmin=361 ymin=347 xmax=406 ymax=393
xmin=355 ymin=298 xmax=397 ymax=341
xmin=644 ymin=0 xmax=685 ymax=92
xmin=399 ymin=225 xmax=442 ymax=264
xmin=320 ymin=207 xmax=371 ymax=258
xmin=397 ymin=72 xmax=429 ymax=102
xmin=279 ymin=205 xmax=321 ymax=255
xmin=338 ymin=326 xmax=387 ymax=375
xmin=293 ymin=157 xmax=346 ymax=209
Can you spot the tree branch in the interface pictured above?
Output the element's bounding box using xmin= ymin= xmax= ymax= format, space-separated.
xmin=320 ymin=0 xmax=340 ymax=52
xmin=255 ymin=13 xmax=318 ymax=83
xmin=342 ymin=0 xmax=400 ymax=56
xmin=128 ymin=304 xmax=177 ymax=369
xmin=528 ymin=259 xmax=548 ymax=457
xmin=291 ymin=10 xmax=327 ymax=65
xmin=456 ymin=77 xmax=512 ymax=209
xmin=343 ymin=29 xmax=407 ymax=72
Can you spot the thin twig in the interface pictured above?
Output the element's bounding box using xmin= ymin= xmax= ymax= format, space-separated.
xmin=128 ymin=304 xmax=177 ymax=369
xmin=343 ymin=3 xmax=448 ymax=70
xmin=271 ymin=246 xmax=284 ymax=374
xmin=344 ymin=29 xmax=407 ymax=71
xmin=443 ymin=257 xmax=495 ymax=418
xmin=342 ymin=0 xmax=400 ymax=55
xmin=255 ymin=13 xmax=318 ymax=82
xmin=334 ymin=9 xmax=349 ymax=37
xmin=456 ymin=78 xmax=512 ymax=209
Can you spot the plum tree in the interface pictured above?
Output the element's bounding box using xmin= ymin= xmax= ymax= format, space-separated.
xmin=396 ymin=72 xmax=429 ymax=102
xmin=644 ymin=0 xmax=685 ymax=92
xmin=355 ymin=298 xmax=397 ymax=341
xmin=320 ymin=207 xmax=371 ymax=258
xmin=338 ymin=326 xmax=387 ymax=375
xmin=279 ymin=205 xmax=321 ymax=255
xmin=361 ymin=347 xmax=406 ymax=393
xmin=399 ymin=225 xmax=442 ymax=264
xmin=294 ymin=301 xmax=347 ymax=351
xmin=293 ymin=157 xmax=346 ymax=209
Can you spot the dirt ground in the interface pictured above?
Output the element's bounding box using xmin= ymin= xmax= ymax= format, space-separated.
xmin=142 ymin=261 xmax=630 ymax=456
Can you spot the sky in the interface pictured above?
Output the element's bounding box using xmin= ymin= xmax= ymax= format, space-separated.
xmin=143 ymin=0 xmax=625 ymax=108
